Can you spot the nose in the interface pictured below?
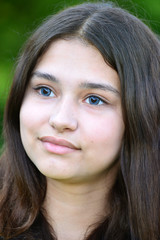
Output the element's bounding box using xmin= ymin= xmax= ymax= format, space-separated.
xmin=49 ymin=98 xmax=78 ymax=133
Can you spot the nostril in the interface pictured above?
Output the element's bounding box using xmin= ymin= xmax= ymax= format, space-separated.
xmin=49 ymin=112 xmax=78 ymax=132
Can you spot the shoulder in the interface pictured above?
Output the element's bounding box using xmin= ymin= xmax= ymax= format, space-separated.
xmin=0 ymin=231 xmax=42 ymax=240
xmin=0 ymin=236 xmax=27 ymax=240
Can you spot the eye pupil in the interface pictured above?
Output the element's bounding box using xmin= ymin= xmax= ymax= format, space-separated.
xmin=89 ymin=96 xmax=100 ymax=105
xmin=41 ymin=87 xmax=51 ymax=96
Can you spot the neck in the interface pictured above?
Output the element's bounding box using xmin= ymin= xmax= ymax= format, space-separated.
xmin=43 ymin=168 xmax=118 ymax=240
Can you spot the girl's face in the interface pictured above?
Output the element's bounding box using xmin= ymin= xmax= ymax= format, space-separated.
xmin=20 ymin=39 xmax=124 ymax=184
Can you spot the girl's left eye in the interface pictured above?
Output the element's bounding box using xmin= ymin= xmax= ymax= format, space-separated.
xmin=35 ymin=87 xmax=55 ymax=97
xmin=85 ymin=95 xmax=105 ymax=105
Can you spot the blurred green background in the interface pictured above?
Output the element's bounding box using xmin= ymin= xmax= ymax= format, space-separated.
xmin=0 ymin=0 xmax=160 ymax=146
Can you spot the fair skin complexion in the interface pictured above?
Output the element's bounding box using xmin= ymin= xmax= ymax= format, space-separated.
xmin=20 ymin=39 xmax=124 ymax=240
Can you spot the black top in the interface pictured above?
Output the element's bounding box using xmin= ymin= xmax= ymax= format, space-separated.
xmin=0 ymin=226 xmax=43 ymax=240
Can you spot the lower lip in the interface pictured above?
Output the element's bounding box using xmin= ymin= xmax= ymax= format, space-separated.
xmin=41 ymin=141 xmax=78 ymax=155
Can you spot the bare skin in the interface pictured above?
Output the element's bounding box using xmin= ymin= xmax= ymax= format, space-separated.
xmin=20 ymin=39 xmax=124 ymax=240
xmin=43 ymin=165 xmax=119 ymax=240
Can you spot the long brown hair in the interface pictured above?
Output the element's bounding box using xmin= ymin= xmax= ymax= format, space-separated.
xmin=0 ymin=2 xmax=160 ymax=240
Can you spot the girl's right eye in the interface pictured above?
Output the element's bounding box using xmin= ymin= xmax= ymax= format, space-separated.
xmin=34 ymin=86 xmax=55 ymax=97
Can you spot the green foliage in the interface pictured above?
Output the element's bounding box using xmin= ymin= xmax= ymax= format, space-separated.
xmin=0 ymin=0 xmax=160 ymax=145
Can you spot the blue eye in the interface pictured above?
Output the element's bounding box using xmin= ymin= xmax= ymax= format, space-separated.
xmin=86 ymin=96 xmax=104 ymax=105
xmin=35 ymin=87 xmax=54 ymax=97
xmin=40 ymin=87 xmax=52 ymax=96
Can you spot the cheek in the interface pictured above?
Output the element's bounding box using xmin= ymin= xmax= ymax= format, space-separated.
xmin=20 ymin=104 xmax=43 ymax=150
xmin=20 ymin=105 xmax=36 ymax=133
xmin=82 ymin=111 xmax=124 ymax=149
xmin=79 ymin=111 xmax=124 ymax=175
xmin=20 ymin=100 xmax=49 ymax=132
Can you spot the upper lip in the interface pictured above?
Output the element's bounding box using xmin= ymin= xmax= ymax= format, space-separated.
xmin=39 ymin=136 xmax=80 ymax=150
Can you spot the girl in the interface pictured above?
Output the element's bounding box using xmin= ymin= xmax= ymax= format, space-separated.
xmin=0 ymin=2 xmax=160 ymax=240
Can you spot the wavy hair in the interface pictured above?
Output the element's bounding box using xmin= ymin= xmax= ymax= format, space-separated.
xmin=0 ymin=2 xmax=160 ymax=240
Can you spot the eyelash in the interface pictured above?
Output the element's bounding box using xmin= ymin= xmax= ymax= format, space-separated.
xmin=33 ymin=86 xmax=109 ymax=106
xmin=84 ymin=95 xmax=107 ymax=106
xmin=33 ymin=86 xmax=55 ymax=97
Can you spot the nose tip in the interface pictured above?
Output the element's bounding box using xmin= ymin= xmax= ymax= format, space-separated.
xmin=49 ymin=107 xmax=78 ymax=133
xmin=49 ymin=116 xmax=78 ymax=132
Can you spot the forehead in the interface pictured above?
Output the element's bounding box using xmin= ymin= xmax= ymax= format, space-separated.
xmin=33 ymin=39 xmax=120 ymax=92
xmin=37 ymin=38 xmax=104 ymax=65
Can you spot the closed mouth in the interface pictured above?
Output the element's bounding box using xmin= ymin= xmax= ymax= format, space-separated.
xmin=39 ymin=136 xmax=80 ymax=150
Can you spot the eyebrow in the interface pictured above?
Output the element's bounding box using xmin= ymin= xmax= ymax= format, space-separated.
xmin=32 ymin=71 xmax=59 ymax=83
xmin=32 ymin=71 xmax=120 ymax=96
xmin=79 ymin=82 xmax=120 ymax=96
